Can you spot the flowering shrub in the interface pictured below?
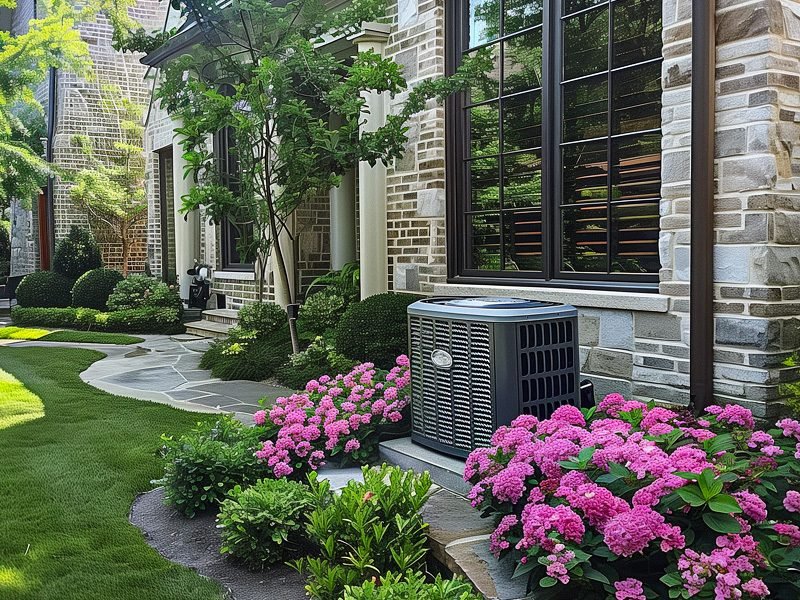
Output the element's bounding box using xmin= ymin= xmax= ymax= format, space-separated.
xmin=254 ymin=356 xmax=410 ymax=478
xmin=465 ymin=396 xmax=800 ymax=599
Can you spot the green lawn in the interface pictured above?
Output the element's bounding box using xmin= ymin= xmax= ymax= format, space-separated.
xmin=0 ymin=347 xmax=224 ymax=600
xmin=0 ymin=327 xmax=143 ymax=345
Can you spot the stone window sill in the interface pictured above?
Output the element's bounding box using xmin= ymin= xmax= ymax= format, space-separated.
xmin=432 ymin=283 xmax=670 ymax=313
xmin=213 ymin=270 xmax=256 ymax=282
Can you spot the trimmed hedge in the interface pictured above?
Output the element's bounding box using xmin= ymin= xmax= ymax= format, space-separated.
xmin=10 ymin=306 xmax=183 ymax=334
xmin=15 ymin=271 xmax=74 ymax=308
xmin=71 ymin=268 xmax=124 ymax=310
xmin=53 ymin=226 xmax=102 ymax=280
xmin=333 ymin=292 xmax=422 ymax=368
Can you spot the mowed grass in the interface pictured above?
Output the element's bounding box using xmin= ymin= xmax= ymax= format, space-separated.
xmin=0 ymin=347 xmax=224 ymax=600
xmin=0 ymin=368 xmax=44 ymax=430
xmin=0 ymin=327 xmax=143 ymax=345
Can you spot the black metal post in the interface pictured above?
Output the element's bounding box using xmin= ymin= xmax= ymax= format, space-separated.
xmin=689 ymin=1 xmax=716 ymax=414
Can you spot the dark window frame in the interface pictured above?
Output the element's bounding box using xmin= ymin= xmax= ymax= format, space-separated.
xmin=445 ymin=0 xmax=662 ymax=292
xmin=213 ymin=117 xmax=256 ymax=272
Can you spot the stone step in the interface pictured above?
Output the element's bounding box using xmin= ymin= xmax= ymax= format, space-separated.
xmin=184 ymin=319 xmax=233 ymax=339
xmin=379 ymin=436 xmax=471 ymax=496
xmin=201 ymin=308 xmax=240 ymax=325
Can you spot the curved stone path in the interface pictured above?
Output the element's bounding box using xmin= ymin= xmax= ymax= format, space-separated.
xmin=1 ymin=333 xmax=292 ymax=423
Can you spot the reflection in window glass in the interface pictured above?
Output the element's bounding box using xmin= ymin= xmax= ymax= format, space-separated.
xmin=562 ymin=76 xmax=608 ymax=142
xmin=503 ymin=152 xmax=542 ymax=209
xmin=563 ymin=7 xmax=608 ymax=80
xmin=613 ymin=62 xmax=662 ymax=134
xmin=469 ymin=0 xmax=499 ymax=48
xmin=563 ymin=0 xmax=604 ymax=16
xmin=469 ymin=213 xmax=502 ymax=270
xmin=504 ymin=209 xmax=543 ymax=271
xmin=562 ymin=204 xmax=608 ymax=273
xmin=504 ymin=0 xmax=543 ymax=35
xmin=469 ymin=158 xmax=501 ymax=211
xmin=468 ymin=47 xmax=500 ymax=104
xmin=613 ymin=0 xmax=662 ymax=68
xmin=469 ymin=103 xmax=500 ymax=157
xmin=503 ymin=92 xmax=542 ymax=151
xmin=611 ymin=202 xmax=660 ymax=273
xmin=503 ymin=29 xmax=543 ymax=95
xmin=562 ymin=142 xmax=608 ymax=205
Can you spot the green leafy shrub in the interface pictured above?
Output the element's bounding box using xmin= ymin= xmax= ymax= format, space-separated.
xmin=238 ymin=302 xmax=286 ymax=335
xmin=275 ymin=336 xmax=356 ymax=390
xmin=0 ymin=221 xmax=10 ymax=279
xmin=199 ymin=327 xmax=292 ymax=381
xmin=160 ymin=416 xmax=269 ymax=518
xmin=298 ymin=292 xmax=347 ymax=339
xmin=15 ymin=270 xmax=74 ymax=308
xmin=52 ymin=225 xmax=102 ymax=280
xmin=98 ymin=307 xmax=183 ymax=334
xmin=218 ymin=478 xmax=314 ymax=568
xmin=333 ymin=293 xmax=422 ymax=368
xmin=343 ymin=572 xmax=482 ymax=600
xmin=107 ymin=274 xmax=181 ymax=312
xmin=306 ymin=262 xmax=360 ymax=304
xmin=71 ymin=268 xmax=124 ymax=310
xmin=10 ymin=306 xmax=181 ymax=334
xmin=293 ymin=465 xmax=432 ymax=600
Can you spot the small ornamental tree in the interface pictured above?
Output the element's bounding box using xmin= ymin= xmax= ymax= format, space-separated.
xmin=68 ymin=87 xmax=147 ymax=274
xmin=115 ymin=0 xmax=489 ymax=352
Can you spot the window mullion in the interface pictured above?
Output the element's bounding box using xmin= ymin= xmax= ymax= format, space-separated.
xmin=541 ymin=0 xmax=556 ymax=281
xmin=606 ymin=1 xmax=613 ymax=276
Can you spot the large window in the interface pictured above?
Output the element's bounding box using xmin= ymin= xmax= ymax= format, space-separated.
xmin=448 ymin=0 xmax=662 ymax=287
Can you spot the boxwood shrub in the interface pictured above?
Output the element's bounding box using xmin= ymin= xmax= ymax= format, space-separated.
xmin=71 ymin=268 xmax=124 ymax=310
xmin=333 ymin=292 xmax=422 ymax=368
xmin=52 ymin=225 xmax=102 ymax=280
xmin=238 ymin=301 xmax=287 ymax=335
xmin=107 ymin=274 xmax=181 ymax=312
xmin=15 ymin=271 xmax=74 ymax=308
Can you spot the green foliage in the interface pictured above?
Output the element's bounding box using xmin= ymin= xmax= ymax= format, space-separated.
xmin=15 ymin=270 xmax=74 ymax=308
xmin=298 ymin=291 xmax=347 ymax=339
xmin=107 ymin=274 xmax=181 ymax=312
xmin=275 ymin=336 xmax=356 ymax=390
xmin=71 ymin=268 xmax=124 ymax=310
xmin=333 ymin=293 xmax=421 ymax=367
xmin=160 ymin=415 xmax=268 ymax=518
xmin=0 ymin=220 xmax=10 ymax=279
xmin=343 ymin=572 xmax=482 ymax=600
xmin=238 ymin=302 xmax=287 ymax=335
xmin=306 ymin=262 xmax=360 ymax=304
xmin=217 ymin=478 xmax=314 ymax=568
xmin=10 ymin=305 xmax=182 ymax=334
xmin=293 ymin=465 xmax=432 ymax=600
xmin=199 ymin=327 xmax=292 ymax=381
xmin=52 ymin=226 xmax=103 ymax=280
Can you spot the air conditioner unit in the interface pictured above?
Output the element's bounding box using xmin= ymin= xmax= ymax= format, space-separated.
xmin=407 ymin=297 xmax=579 ymax=458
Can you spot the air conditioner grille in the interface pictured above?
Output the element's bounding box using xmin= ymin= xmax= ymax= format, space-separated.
xmin=518 ymin=319 xmax=577 ymax=417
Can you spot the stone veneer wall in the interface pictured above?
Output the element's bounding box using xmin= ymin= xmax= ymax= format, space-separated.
xmin=49 ymin=2 xmax=166 ymax=273
xmin=381 ymin=0 xmax=800 ymax=416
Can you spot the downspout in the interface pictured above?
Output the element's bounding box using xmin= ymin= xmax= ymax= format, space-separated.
xmin=45 ymin=66 xmax=58 ymax=265
xmin=689 ymin=1 xmax=716 ymax=414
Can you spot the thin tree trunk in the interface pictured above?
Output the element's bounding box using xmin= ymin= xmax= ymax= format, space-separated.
xmin=120 ymin=227 xmax=130 ymax=276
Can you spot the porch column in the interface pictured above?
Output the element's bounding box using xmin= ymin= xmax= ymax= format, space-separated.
xmin=350 ymin=22 xmax=391 ymax=298
xmin=329 ymin=168 xmax=356 ymax=270
xmin=172 ymin=138 xmax=200 ymax=302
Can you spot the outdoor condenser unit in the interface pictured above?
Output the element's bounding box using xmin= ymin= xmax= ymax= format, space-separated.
xmin=407 ymin=297 xmax=579 ymax=458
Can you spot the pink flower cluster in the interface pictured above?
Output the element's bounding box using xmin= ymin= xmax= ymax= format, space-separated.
xmin=254 ymin=356 xmax=410 ymax=477
xmin=465 ymin=395 xmax=800 ymax=597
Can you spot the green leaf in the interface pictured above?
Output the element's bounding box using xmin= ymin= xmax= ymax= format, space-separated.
xmin=539 ymin=576 xmax=557 ymax=588
xmin=702 ymin=512 xmax=742 ymax=534
xmin=676 ymin=486 xmax=706 ymax=507
xmin=582 ymin=566 xmax=610 ymax=585
xmin=707 ymin=494 xmax=742 ymax=514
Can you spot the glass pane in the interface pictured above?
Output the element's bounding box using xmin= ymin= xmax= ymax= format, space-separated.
xmin=562 ymin=141 xmax=607 ymax=205
xmin=611 ymin=201 xmax=660 ymax=273
xmin=613 ymin=62 xmax=662 ymax=134
xmin=503 ymin=151 xmax=542 ymax=209
xmin=504 ymin=0 xmax=543 ymax=35
xmin=503 ymin=92 xmax=542 ymax=151
xmin=469 ymin=0 xmax=499 ymax=48
xmin=563 ymin=7 xmax=608 ymax=80
xmin=504 ymin=209 xmax=543 ymax=271
xmin=564 ymin=0 xmax=605 ymax=16
xmin=562 ymin=204 xmax=608 ymax=273
xmin=503 ymin=29 xmax=543 ymax=95
xmin=468 ymin=212 xmax=502 ymax=270
xmin=613 ymin=0 xmax=662 ymax=68
xmin=563 ymin=75 xmax=608 ymax=142
xmin=611 ymin=134 xmax=661 ymax=204
xmin=467 ymin=46 xmax=501 ymax=104
xmin=469 ymin=157 xmax=500 ymax=211
xmin=469 ymin=102 xmax=500 ymax=157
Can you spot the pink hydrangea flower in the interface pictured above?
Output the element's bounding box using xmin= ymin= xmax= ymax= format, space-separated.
xmin=252 ymin=410 xmax=267 ymax=426
xmin=773 ymin=523 xmax=800 ymax=547
xmin=614 ymin=578 xmax=646 ymax=600
xmin=734 ymin=491 xmax=767 ymax=523
xmin=783 ymin=490 xmax=800 ymax=513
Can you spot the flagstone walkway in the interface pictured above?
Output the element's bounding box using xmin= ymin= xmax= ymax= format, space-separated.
xmin=2 ymin=333 xmax=293 ymax=422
